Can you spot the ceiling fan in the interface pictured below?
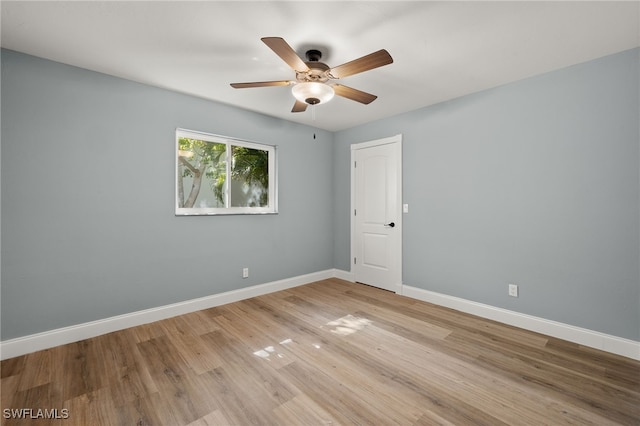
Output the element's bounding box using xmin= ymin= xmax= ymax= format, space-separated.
xmin=231 ymin=37 xmax=393 ymax=113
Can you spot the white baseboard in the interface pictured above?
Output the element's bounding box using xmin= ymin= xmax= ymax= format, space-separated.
xmin=0 ymin=269 xmax=336 ymax=360
xmin=333 ymin=269 xmax=355 ymax=282
xmin=3 ymin=270 xmax=637 ymax=361
xmin=400 ymin=284 xmax=640 ymax=361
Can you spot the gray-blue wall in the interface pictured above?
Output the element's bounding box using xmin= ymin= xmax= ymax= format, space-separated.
xmin=2 ymin=48 xmax=638 ymax=343
xmin=1 ymin=49 xmax=334 ymax=340
xmin=334 ymin=48 xmax=639 ymax=341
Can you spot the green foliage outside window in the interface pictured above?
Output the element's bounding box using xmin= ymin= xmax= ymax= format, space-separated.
xmin=176 ymin=130 xmax=275 ymax=215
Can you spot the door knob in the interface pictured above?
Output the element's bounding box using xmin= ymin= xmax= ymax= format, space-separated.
xmin=384 ymin=222 xmax=395 ymax=228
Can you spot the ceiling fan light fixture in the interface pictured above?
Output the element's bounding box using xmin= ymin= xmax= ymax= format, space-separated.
xmin=292 ymin=82 xmax=335 ymax=105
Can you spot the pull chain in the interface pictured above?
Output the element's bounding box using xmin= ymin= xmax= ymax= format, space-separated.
xmin=312 ymin=106 xmax=316 ymax=138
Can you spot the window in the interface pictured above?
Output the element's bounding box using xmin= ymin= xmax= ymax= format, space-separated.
xmin=176 ymin=129 xmax=277 ymax=215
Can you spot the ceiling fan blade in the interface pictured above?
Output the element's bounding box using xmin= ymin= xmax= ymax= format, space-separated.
xmin=261 ymin=37 xmax=309 ymax=72
xmin=330 ymin=49 xmax=393 ymax=79
xmin=333 ymin=84 xmax=378 ymax=104
xmin=230 ymin=80 xmax=292 ymax=89
xmin=291 ymin=99 xmax=308 ymax=113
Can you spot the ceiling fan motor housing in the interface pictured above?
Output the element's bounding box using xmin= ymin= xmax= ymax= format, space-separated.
xmin=298 ymin=49 xmax=332 ymax=104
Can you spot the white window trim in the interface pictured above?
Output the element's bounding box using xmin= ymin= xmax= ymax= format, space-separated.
xmin=175 ymin=128 xmax=278 ymax=215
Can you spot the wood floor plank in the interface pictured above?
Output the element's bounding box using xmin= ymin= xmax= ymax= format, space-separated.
xmin=278 ymin=360 xmax=398 ymax=425
xmin=210 ymin=305 xmax=297 ymax=370
xmin=157 ymin=314 xmax=224 ymax=375
xmin=63 ymin=387 xmax=119 ymax=426
xmin=446 ymin=327 xmax=640 ymax=410
xmin=48 ymin=339 xmax=105 ymax=404
xmin=331 ymin=321 xmax=533 ymax=425
xmin=198 ymin=328 xmax=299 ymax=410
xmin=249 ymin=294 xmax=506 ymax=424
xmin=271 ymin=394 xmax=339 ymax=426
xmin=97 ymin=330 xmax=158 ymax=408
xmin=272 ymin=332 xmax=426 ymax=424
xmin=137 ymin=335 xmax=222 ymax=425
xmin=473 ymin=350 xmax=640 ymax=424
xmin=243 ymin=300 xmax=453 ymax=423
xmin=200 ymin=366 xmax=275 ymax=426
xmin=107 ymin=391 xmax=168 ymax=426
xmin=545 ymin=337 xmax=640 ymax=388
xmin=2 ymin=279 xmax=638 ymax=425
xmin=186 ymin=409 xmax=232 ymax=426
xmin=1 ymin=355 xmax=25 ymax=379
xmin=15 ymin=350 xmax=51 ymax=392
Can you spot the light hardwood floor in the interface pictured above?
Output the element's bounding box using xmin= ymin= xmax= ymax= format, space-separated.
xmin=2 ymin=278 xmax=639 ymax=425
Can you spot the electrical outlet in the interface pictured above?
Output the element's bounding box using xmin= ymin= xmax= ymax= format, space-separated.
xmin=242 ymin=268 xmax=249 ymax=279
xmin=508 ymin=284 xmax=518 ymax=297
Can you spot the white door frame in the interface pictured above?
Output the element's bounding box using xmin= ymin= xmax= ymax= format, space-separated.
xmin=350 ymin=134 xmax=403 ymax=292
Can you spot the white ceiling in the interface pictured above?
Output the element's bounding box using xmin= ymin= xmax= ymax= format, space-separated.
xmin=2 ymin=1 xmax=639 ymax=131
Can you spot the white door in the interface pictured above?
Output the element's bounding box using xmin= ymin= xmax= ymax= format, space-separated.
xmin=351 ymin=135 xmax=402 ymax=292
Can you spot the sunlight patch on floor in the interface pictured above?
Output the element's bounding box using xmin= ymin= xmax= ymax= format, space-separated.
xmin=324 ymin=314 xmax=372 ymax=336
xmin=252 ymin=337 xmax=296 ymax=360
